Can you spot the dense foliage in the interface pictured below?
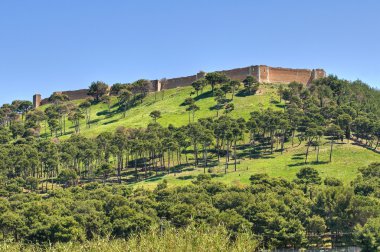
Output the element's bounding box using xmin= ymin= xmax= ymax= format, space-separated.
xmin=0 ymin=164 xmax=379 ymax=250
xmin=0 ymin=74 xmax=379 ymax=249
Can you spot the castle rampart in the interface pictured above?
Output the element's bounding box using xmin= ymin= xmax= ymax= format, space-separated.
xmin=33 ymin=64 xmax=326 ymax=108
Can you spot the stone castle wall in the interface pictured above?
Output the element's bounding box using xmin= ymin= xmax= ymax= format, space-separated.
xmin=33 ymin=64 xmax=326 ymax=108
xmin=165 ymin=75 xmax=197 ymax=89
xmin=39 ymin=89 xmax=91 ymax=106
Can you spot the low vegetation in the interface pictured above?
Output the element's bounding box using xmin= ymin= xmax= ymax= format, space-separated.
xmin=0 ymin=164 xmax=379 ymax=250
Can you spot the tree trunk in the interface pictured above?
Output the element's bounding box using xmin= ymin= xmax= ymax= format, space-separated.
xmin=194 ymin=143 xmax=198 ymax=168
xmin=270 ymin=131 xmax=274 ymax=154
xmin=305 ymin=139 xmax=311 ymax=164
xmin=234 ymin=138 xmax=237 ymax=172
xmin=281 ymin=132 xmax=285 ymax=154
xmin=225 ymin=140 xmax=229 ymax=174
xmin=329 ymin=140 xmax=334 ymax=162
xmin=291 ymin=130 xmax=295 ymax=147
xmin=316 ymin=145 xmax=320 ymax=163
xmin=117 ymin=156 xmax=121 ymax=183
xmin=167 ymin=150 xmax=170 ymax=174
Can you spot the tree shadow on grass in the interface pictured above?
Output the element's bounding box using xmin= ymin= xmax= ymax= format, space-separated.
xmin=352 ymin=142 xmax=380 ymax=154
xmin=211 ymin=174 xmax=224 ymax=178
xmin=293 ymin=153 xmax=305 ymax=157
xmin=103 ymin=119 xmax=119 ymax=125
xmin=271 ymin=100 xmax=280 ymax=104
xmin=89 ymin=118 xmax=101 ymax=125
xmin=97 ymin=109 xmax=114 ymax=117
xmin=288 ymin=162 xmax=307 ymax=167
xmin=177 ymin=175 xmax=195 ymax=180
xmin=182 ymin=167 xmax=195 ymax=172
xmin=235 ymin=90 xmax=257 ymax=97
xmin=309 ymin=161 xmax=329 ymax=165
xmin=275 ymin=104 xmax=286 ymax=109
xmin=142 ymin=173 xmax=166 ymax=182
xmin=193 ymin=91 xmax=213 ymax=101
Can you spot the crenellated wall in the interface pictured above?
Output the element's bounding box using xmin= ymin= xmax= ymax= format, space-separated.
xmin=33 ymin=64 xmax=326 ymax=108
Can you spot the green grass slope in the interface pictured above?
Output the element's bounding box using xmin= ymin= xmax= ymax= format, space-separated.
xmin=39 ymin=84 xmax=280 ymax=138
xmin=38 ymin=84 xmax=379 ymax=187
xmin=135 ymin=139 xmax=379 ymax=189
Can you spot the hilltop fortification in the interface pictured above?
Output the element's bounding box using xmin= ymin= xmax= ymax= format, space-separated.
xmin=33 ymin=65 xmax=326 ymax=108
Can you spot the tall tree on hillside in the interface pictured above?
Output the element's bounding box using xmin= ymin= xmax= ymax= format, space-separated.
xmin=150 ymin=110 xmax=161 ymax=123
xmin=191 ymin=79 xmax=207 ymax=96
xmin=79 ymin=99 xmax=92 ymax=128
xmin=88 ymin=81 xmax=109 ymax=102
xmin=337 ymin=113 xmax=352 ymax=141
xmin=294 ymin=167 xmax=322 ymax=195
xmin=325 ymin=124 xmax=344 ymax=163
xmin=303 ymin=124 xmax=323 ymax=164
xmin=118 ymin=89 xmax=132 ymax=118
xmin=68 ymin=108 xmax=84 ymax=134
xmin=373 ymin=122 xmax=380 ymax=149
xmin=230 ymin=80 xmax=241 ymax=100
xmin=221 ymin=83 xmax=232 ymax=98
xmin=96 ymin=162 xmax=113 ymax=184
xmin=49 ymin=93 xmax=69 ymax=105
xmin=110 ymin=83 xmax=128 ymax=95
xmin=243 ymin=76 xmax=259 ymax=95
xmin=214 ymin=88 xmax=226 ymax=117
xmin=186 ymin=104 xmax=200 ymax=123
xmin=352 ymin=116 xmax=373 ymax=145
xmin=277 ymin=85 xmax=285 ymax=103
xmin=101 ymin=95 xmax=112 ymax=112
xmin=205 ymin=72 xmax=229 ymax=93
xmin=132 ymin=79 xmax=151 ymax=103
xmin=200 ymin=129 xmax=214 ymax=173
xmin=56 ymin=103 xmax=72 ymax=135
xmin=187 ymin=123 xmax=203 ymax=168
xmin=12 ymin=100 xmax=33 ymax=121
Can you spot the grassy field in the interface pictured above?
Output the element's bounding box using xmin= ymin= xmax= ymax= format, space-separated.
xmin=39 ymin=84 xmax=281 ymax=139
xmin=133 ymin=139 xmax=379 ymax=189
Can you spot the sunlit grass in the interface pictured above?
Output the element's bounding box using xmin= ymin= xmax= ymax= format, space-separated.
xmin=39 ymin=84 xmax=280 ymax=139
xmin=133 ymin=140 xmax=379 ymax=190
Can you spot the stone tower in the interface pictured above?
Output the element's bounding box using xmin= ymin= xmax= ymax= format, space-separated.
xmin=33 ymin=94 xmax=41 ymax=108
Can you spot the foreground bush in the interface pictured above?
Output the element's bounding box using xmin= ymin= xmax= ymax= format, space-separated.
xmin=0 ymin=225 xmax=259 ymax=252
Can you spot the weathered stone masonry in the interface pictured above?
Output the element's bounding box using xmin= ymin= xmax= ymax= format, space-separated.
xmin=33 ymin=65 xmax=326 ymax=108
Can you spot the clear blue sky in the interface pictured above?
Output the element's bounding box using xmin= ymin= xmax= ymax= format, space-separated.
xmin=0 ymin=0 xmax=379 ymax=104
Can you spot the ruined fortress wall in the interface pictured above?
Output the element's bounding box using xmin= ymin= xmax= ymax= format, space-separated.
xmin=267 ymin=67 xmax=314 ymax=84
xmin=39 ymin=89 xmax=91 ymax=106
xmin=165 ymin=75 xmax=197 ymax=89
xmin=61 ymin=89 xmax=91 ymax=100
xmin=259 ymin=65 xmax=269 ymax=82
xmin=33 ymin=65 xmax=326 ymax=108
xmin=219 ymin=66 xmax=254 ymax=81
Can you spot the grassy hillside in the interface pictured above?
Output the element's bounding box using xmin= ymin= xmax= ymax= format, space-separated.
xmin=38 ymin=84 xmax=379 ymax=187
xmin=39 ymin=84 xmax=280 ymax=139
xmin=134 ymin=139 xmax=379 ymax=189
